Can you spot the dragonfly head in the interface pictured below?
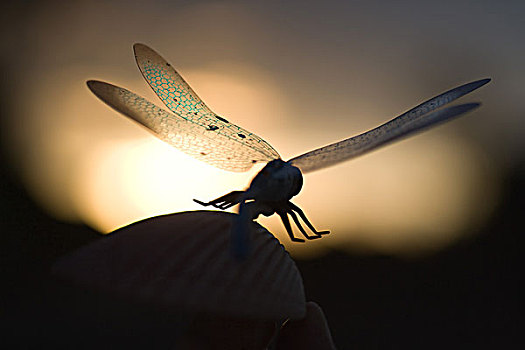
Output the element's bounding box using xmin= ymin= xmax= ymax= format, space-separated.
xmin=247 ymin=159 xmax=303 ymax=202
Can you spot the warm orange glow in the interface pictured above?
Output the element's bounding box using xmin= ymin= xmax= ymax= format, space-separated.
xmin=4 ymin=2 xmax=502 ymax=258
xmin=9 ymin=62 xmax=497 ymax=258
xmin=12 ymin=64 xmax=282 ymax=233
xmin=277 ymin=133 xmax=497 ymax=257
xmin=72 ymin=137 xmax=262 ymax=233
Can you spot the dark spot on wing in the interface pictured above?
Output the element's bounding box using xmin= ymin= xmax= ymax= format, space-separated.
xmin=207 ymin=125 xmax=219 ymax=131
xmin=238 ymin=133 xmax=246 ymax=139
xmin=252 ymin=160 xmax=257 ymax=163
xmin=216 ymin=116 xmax=229 ymax=123
xmin=200 ymin=152 xmax=206 ymax=156
xmin=166 ymin=62 xmax=171 ymax=66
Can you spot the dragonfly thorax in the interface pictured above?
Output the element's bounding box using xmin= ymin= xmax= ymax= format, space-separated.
xmin=247 ymin=159 xmax=303 ymax=203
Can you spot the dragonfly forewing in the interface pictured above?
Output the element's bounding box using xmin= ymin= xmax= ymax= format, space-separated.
xmin=289 ymin=79 xmax=490 ymax=173
xmin=133 ymin=43 xmax=280 ymax=165
xmin=87 ymin=80 xmax=278 ymax=172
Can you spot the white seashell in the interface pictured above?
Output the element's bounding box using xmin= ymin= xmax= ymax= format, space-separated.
xmin=52 ymin=211 xmax=306 ymax=320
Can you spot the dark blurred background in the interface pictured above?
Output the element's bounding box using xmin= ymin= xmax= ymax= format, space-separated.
xmin=1 ymin=0 xmax=523 ymax=348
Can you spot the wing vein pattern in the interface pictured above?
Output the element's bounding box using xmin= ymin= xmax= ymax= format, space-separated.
xmin=87 ymin=80 xmax=276 ymax=172
xmin=289 ymin=79 xmax=490 ymax=173
xmin=133 ymin=43 xmax=280 ymax=169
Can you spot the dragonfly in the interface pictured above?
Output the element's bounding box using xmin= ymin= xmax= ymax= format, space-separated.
xmin=87 ymin=43 xmax=490 ymax=256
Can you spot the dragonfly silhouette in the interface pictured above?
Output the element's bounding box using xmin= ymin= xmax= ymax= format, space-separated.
xmin=87 ymin=43 xmax=490 ymax=251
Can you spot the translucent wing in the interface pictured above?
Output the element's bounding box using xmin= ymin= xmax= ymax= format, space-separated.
xmin=133 ymin=43 xmax=280 ymax=164
xmin=87 ymin=80 xmax=278 ymax=172
xmin=289 ymin=79 xmax=490 ymax=173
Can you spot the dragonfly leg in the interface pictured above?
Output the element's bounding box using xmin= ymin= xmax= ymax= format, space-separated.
xmin=277 ymin=210 xmax=305 ymax=243
xmin=193 ymin=191 xmax=245 ymax=210
xmin=288 ymin=202 xmax=330 ymax=235
xmin=287 ymin=209 xmax=322 ymax=240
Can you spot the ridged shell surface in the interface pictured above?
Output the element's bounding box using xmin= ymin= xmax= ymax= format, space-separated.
xmin=53 ymin=211 xmax=306 ymax=320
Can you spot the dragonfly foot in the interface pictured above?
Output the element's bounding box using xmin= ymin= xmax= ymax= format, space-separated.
xmin=193 ymin=198 xmax=211 ymax=207
xmin=193 ymin=190 xmax=245 ymax=210
xmin=286 ymin=202 xmax=329 ymax=240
